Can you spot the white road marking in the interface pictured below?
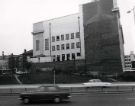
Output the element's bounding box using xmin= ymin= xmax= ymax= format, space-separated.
xmin=127 ymin=98 xmax=135 ymax=100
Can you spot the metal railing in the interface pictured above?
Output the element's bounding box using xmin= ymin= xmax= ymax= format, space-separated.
xmin=0 ymin=83 xmax=135 ymax=95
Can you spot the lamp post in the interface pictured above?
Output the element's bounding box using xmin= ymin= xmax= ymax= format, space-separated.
xmin=127 ymin=6 xmax=135 ymax=54
xmin=53 ymin=67 xmax=55 ymax=86
xmin=51 ymin=55 xmax=56 ymax=86
xmin=127 ymin=6 xmax=135 ymax=24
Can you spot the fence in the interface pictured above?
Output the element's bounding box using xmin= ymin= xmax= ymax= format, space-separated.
xmin=0 ymin=83 xmax=135 ymax=95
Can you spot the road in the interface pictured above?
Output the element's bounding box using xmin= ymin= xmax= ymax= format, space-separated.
xmin=0 ymin=92 xmax=135 ymax=106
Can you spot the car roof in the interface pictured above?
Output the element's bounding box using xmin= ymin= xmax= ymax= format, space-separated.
xmin=38 ymin=85 xmax=60 ymax=88
xmin=89 ymin=79 xmax=102 ymax=82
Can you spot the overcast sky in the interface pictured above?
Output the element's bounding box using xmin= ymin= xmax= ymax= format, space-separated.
xmin=0 ymin=0 xmax=135 ymax=55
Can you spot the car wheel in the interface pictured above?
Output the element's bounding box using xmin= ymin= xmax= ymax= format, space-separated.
xmin=54 ymin=97 xmax=61 ymax=103
xmin=23 ymin=98 xmax=30 ymax=104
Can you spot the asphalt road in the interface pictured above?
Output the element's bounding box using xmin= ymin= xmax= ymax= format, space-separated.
xmin=0 ymin=92 xmax=135 ymax=106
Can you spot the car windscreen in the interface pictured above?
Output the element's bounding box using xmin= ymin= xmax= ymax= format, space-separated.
xmin=36 ymin=86 xmax=46 ymax=92
xmin=46 ymin=87 xmax=59 ymax=92
xmin=36 ymin=86 xmax=60 ymax=92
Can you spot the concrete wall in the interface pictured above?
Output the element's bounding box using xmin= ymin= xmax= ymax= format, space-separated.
xmin=28 ymin=57 xmax=52 ymax=63
xmin=33 ymin=33 xmax=44 ymax=56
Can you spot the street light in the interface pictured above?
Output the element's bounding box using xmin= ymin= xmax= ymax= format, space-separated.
xmin=51 ymin=55 xmax=56 ymax=86
xmin=127 ymin=6 xmax=135 ymax=24
xmin=53 ymin=67 xmax=56 ymax=86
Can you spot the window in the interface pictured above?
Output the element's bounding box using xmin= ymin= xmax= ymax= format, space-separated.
xmin=56 ymin=36 xmax=60 ymax=41
xmin=66 ymin=43 xmax=70 ymax=49
xmin=72 ymin=53 xmax=75 ymax=60
xmin=45 ymin=39 xmax=49 ymax=50
xmin=76 ymin=32 xmax=80 ymax=38
xmin=57 ymin=45 xmax=60 ymax=50
xmin=36 ymin=40 xmax=39 ymax=51
xmin=52 ymin=46 xmax=55 ymax=51
xmin=67 ymin=54 xmax=70 ymax=60
xmin=71 ymin=43 xmax=75 ymax=49
xmin=71 ymin=33 xmax=74 ymax=39
xmin=61 ymin=35 xmax=64 ymax=40
xmin=57 ymin=55 xmax=60 ymax=61
xmin=52 ymin=36 xmax=55 ymax=42
xmin=62 ymin=54 xmax=65 ymax=61
xmin=77 ymin=52 xmax=81 ymax=56
xmin=53 ymin=55 xmax=56 ymax=62
xmin=66 ymin=34 xmax=69 ymax=40
xmin=61 ymin=44 xmax=65 ymax=50
xmin=76 ymin=42 xmax=81 ymax=48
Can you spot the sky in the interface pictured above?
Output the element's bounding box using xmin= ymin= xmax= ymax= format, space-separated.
xmin=0 ymin=0 xmax=135 ymax=55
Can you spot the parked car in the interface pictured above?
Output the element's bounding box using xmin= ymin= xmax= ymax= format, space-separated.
xmin=83 ymin=79 xmax=112 ymax=87
xmin=19 ymin=85 xmax=71 ymax=104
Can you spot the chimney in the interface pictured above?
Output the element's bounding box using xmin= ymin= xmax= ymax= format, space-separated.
xmin=2 ymin=51 xmax=4 ymax=60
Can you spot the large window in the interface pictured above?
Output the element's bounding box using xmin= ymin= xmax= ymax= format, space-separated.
xmin=67 ymin=54 xmax=70 ymax=60
xmin=66 ymin=34 xmax=69 ymax=40
xmin=57 ymin=55 xmax=60 ymax=61
xmin=76 ymin=32 xmax=80 ymax=38
xmin=61 ymin=44 xmax=65 ymax=50
xmin=77 ymin=52 xmax=81 ymax=56
xmin=57 ymin=45 xmax=60 ymax=50
xmin=56 ymin=36 xmax=60 ymax=41
xmin=52 ymin=46 xmax=55 ymax=51
xmin=53 ymin=55 xmax=56 ymax=62
xmin=61 ymin=35 xmax=64 ymax=40
xmin=76 ymin=42 xmax=81 ymax=48
xmin=71 ymin=43 xmax=75 ymax=49
xmin=66 ymin=43 xmax=70 ymax=49
xmin=52 ymin=36 xmax=55 ymax=42
xmin=71 ymin=33 xmax=74 ymax=39
xmin=72 ymin=53 xmax=75 ymax=60
xmin=36 ymin=40 xmax=40 ymax=51
xmin=62 ymin=54 xmax=65 ymax=61
xmin=45 ymin=39 xmax=49 ymax=50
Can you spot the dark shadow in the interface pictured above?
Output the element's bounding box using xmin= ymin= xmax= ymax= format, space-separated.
xmin=21 ymin=100 xmax=72 ymax=105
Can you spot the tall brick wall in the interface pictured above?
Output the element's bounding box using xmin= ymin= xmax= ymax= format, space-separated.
xmin=83 ymin=0 xmax=123 ymax=74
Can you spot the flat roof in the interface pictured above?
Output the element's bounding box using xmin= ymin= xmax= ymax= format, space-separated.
xmin=34 ymin=13 xmax=79 ymax=25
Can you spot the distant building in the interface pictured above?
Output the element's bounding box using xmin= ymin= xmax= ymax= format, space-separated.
xmin=31 ymin=0 xmax=124 ymax=75
xmin=31 ymin=13 xmax=84 ymax=63
xmin=0 ymin=50 xmax=33 ymax=74
xmin=124 ymin=51 xmax=135 ymax=71
xmin=0 ymin=51 xmax=10 ymax=74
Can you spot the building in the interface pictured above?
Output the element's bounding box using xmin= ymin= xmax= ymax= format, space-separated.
xmin=124 ymin=51 xmax=135 ymax=71
xmin=0 ymin=50 xmax=33 ymax=75
xmin=83 ymin=0 xmax=124 ymax=74
xmin=31 ymin=0 xmax=124 ymax=75
xmin=31 ymin=13 xmax=85 ymax=63
xmin=0 ymin=51 xmax=10 ymax=75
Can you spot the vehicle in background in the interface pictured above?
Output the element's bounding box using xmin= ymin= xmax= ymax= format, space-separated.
xmin=19 ymin=85 xmax=71 ymax=104
xmin=83 ymin=79 xmax=112 ymax=88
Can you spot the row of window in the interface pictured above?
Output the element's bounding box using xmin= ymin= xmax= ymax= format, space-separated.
xmin=36 ymin=39 xmax=81 ymax=51
xmin=125 ymin=59 xmax=131 ymax=61
xmin=53 ymin=52 xmax=81 ymax=61
xmin=52 ymin=42 xmax=80 ymax=51
xmin=52 ymin=32 xmax=80 ymax=42
xmin=125 ymin=62 xmax=131 ymax=64
xmin=125 ymin=64 xmax=132 ymax=67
